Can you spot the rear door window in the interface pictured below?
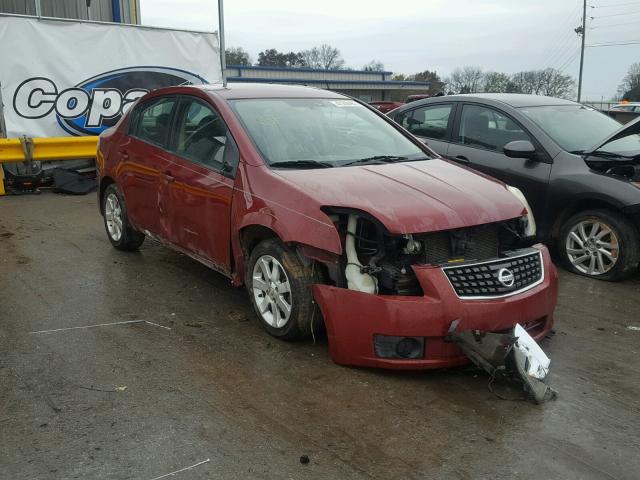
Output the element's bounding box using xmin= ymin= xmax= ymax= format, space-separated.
xmin=129 ymin=97 xmax=176 ymax=148
xmin=398 ymin=104 xmax=453 ymax=140
xmin=457 ymin=104 xmax=531 ymax=152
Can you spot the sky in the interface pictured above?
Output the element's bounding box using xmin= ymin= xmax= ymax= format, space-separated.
xmin=139 ymin=0 xmax=640 ymax=100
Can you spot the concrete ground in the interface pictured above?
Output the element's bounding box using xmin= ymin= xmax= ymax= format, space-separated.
xmin=1 ymin=192 xmax=639 ymax=480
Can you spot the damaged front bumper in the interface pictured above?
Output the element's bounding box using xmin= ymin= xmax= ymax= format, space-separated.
xmin=312 ymin=244 xmax=557 ymax=370
xmin=450 ymin=323 xmax=555 ymax=403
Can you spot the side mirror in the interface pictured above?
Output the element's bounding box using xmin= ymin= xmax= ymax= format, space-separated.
xmin=503 ymin=140 xmax=537 ymax=160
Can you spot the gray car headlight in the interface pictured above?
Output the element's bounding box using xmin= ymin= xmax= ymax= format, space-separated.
xmin=507 ymin=185 xmax=536 ymax=237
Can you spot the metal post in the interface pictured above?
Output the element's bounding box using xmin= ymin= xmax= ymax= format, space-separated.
xmin=577 ymin=0 xmax=587 ymax=103
xmin=218 ymin=0 xmax=227 ymax=87
xmin=0 ymin=82 xmax=7 ymax=139
xmin=34 ymin=0 xmax=42 ymax=17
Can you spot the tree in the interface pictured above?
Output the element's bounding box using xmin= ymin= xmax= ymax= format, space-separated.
xmin=447 ymin=66 xmax=484 ymax=94
xmin=412 ymin=70 xmax=445 ymax=93
xmin=618 ymin=62 xmax=640 ymax=100
xmin=392 ymin=73 xmax=409 ymax=81
xmin=537 ymin=68 xmax=575 ymax=98
xmin=483 ymin=72 xmax=511 ymax=93
xmin=389 ymin=70 xmax=444 ymax=98
xmin=300 ymin=44 xmax=345 ymax=70
xmin=509 ymin=68 xmax=575 ymax=99
xmin=362 ymin=60 xmax=385 ymax=71
xmin=256 ymin=49 xmax=304 ymax=67
xmin=225 ymin=47 xmax=251 ymax=66
xmin=509 ymin=71 xmax=537 ymax=94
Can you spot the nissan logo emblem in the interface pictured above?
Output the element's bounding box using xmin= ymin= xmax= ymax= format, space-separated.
xmin=497 ymin=268 xmax=515 ymax=287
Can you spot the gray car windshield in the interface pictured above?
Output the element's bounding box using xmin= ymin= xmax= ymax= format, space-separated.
xmin=520 ymin=105 xmax=640 ymax=156
xmin=230 ymin=98 xmax=428 ymax=167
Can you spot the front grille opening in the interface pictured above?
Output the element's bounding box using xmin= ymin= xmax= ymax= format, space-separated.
xmin=418 ymin=219 xmax=529 ymax=265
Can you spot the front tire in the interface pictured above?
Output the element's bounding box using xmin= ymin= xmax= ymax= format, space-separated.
xmin=558 ymin=209 xmax=639 ymax=281
xmin=102 ymin=184 xmax=145 ymax=251
xmin=246 ymin=239 xmax=321 ymax=341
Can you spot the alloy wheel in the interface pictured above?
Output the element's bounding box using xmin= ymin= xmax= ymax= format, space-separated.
xmin=566 ymin=219 xmax=619 ymax=276
xmin=104 ymin=192 xmax=124 ymax=242
xmin=252 ymin=255 xmax=293 ymax=328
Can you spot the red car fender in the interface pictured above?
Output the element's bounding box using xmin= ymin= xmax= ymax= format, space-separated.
xmin=229 ymin=167 xmax=342 ymax=286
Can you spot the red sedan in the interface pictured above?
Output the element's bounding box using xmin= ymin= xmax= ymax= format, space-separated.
xmin=97 ymin=83 xmax=557 ymax=370
xmin=369 ymin=100 xmax=404 ymax=113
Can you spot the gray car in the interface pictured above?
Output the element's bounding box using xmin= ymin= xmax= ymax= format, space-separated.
xmin=388 ymin=94 xmax=640 ymax=281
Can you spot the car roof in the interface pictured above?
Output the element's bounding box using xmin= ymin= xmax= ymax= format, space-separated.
xmin=398 ymin=93 xmax=578 ymax=109
xmin=195 ymin=82 xmax=346 ymax=100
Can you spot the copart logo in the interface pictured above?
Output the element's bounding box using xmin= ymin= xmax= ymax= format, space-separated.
xmin=12 ymin=66 xmax=207 ymax=136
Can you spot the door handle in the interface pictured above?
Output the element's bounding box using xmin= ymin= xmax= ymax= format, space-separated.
xmin=119 ymin=150 xmax=129 ymax=160
xmin=454 ymin=155 xmax=470 ymax=164
xmin=163 ymin=171 xmax=175 ymax=182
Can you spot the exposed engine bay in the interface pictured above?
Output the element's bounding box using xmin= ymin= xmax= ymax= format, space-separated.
xmin=323 ymin=208 xmax=534 ymax=296
xmin=585 ymin=155 xmax=640 ymax=182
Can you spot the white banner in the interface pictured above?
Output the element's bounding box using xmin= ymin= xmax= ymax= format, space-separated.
xmin=0 ymin=15 xmax=221 ymax=138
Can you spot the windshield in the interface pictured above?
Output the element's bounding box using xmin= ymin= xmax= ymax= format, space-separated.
xmin=229 ymin=98 xmax=428 ymax=167
xmin=520 ymin=104 xmax=640 ymax=156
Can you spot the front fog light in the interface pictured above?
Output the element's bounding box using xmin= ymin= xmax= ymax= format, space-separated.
xmin=374 ymin=335 xmax=425 ymax=359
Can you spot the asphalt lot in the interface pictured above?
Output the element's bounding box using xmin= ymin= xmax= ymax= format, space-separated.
xmin=1 ymin=192 xmax=639 ymax=480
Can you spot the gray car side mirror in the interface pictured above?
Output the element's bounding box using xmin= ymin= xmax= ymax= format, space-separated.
xmin=504 ymin=140 xmax=537 ymax=160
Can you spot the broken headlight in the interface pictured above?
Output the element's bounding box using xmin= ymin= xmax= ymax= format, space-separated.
xmin=507 ymin=185 xmax=536 ymax=237
xmin=402 ymin=234 xmax=422 ymax=254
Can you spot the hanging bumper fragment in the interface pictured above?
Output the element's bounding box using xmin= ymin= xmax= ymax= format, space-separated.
xmin=449 ymin=320 xmax=556 ymax=404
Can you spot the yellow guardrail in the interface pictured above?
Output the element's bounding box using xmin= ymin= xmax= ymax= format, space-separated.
xmin=0 ymin=136 xmax=99 ymax=163
xmin=0 ymin=136 xmax=99 ymax=195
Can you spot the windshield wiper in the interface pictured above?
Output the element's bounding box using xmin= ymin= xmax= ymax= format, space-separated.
xmin=341 ymin=155 xmax=413 ymax=167
xmin=585 ymin=150 xmax=633 ymax=159
xmin=270 ymin=160 xmax=334 ymax=169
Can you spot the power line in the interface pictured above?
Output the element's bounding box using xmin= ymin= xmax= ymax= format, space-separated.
xmin=590 ymin=1 xmax=640 ymax=7
xmin=546 ymin=30 xmax=581 ymax=69
xmin=550 ymin=43 xmax=580 ymax=71
xmin=591 ymin=9 xmax=640 ymax=17
xmin=557 ymin=49 xmax=581 ymax=71
xmin=587 ymin=40 xmax=640 ymax=45
xmin=590 ymin=20 xmax=640 ymax=28
xmin=537 ymin=0 xmax=583 ymax=69
xmin=546 ymin=19 xmax=585 ymax=68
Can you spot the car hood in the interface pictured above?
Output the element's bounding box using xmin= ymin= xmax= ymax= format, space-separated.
xmin=585 ymin=115 xmax=640 ymax=155
xmin=273 ymin=159 xmax=525 ymax=234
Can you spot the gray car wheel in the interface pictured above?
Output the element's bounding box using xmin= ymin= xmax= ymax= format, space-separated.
xmin=559 ymin=209 xmax=639 ymax=281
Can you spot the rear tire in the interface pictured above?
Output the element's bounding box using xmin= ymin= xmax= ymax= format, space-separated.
xmin=246 ymin=239 xmax=322 ymax=341
xmin=558 ymin=209 xmax=639 ymax=281
xmin=102 ymin=183 xmax=145 ymax=251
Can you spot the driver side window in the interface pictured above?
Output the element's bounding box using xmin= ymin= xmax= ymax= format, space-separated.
xmin=174 ymin=98 xmax=230 ymax=171
xmin=458 ymin=104 xmax=531 ymax=152
xmin=398 ymin=104 xmax=452 ymax=140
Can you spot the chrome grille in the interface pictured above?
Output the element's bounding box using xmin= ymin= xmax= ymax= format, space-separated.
xmin=442 ymin=249 xmax=543 ymax=299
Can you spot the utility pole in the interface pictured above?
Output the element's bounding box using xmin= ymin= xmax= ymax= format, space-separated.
xmin=218 ymin=0 xmax=227 ymax=87
xmin=576 ymin=0 xmax=587 ymax=103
